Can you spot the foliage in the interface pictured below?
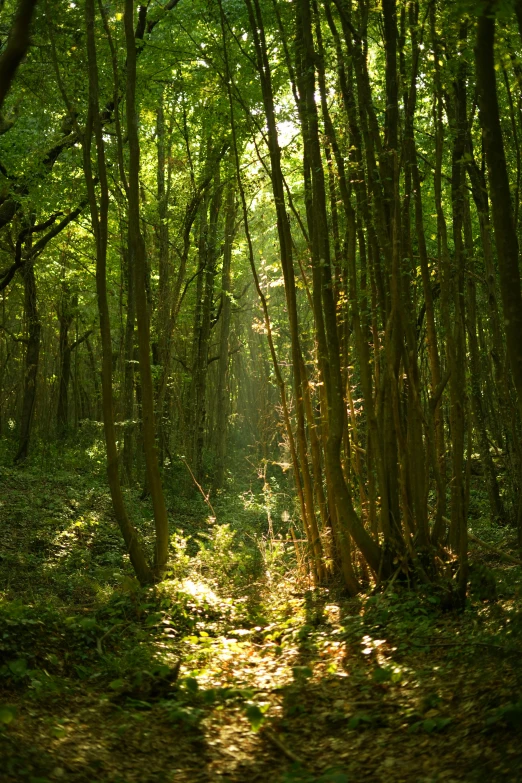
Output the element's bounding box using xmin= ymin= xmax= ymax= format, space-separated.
xmin=1 ymin=0 xmax=522 ymax=777
xmin=0 ymin=441 xmax=521 ymax=779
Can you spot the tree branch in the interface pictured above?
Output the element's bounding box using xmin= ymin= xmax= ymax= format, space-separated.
xmin=70 ymin=328 xmax=94 ymax=352
xmin=0 ymin=0 xmax=38 ymax=111
xmin=0 ymin=200 xmax=87 ymax=292
xmin=0 ymin=323 xmax=28 ymax=344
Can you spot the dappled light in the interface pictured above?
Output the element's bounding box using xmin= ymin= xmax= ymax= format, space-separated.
xmin=2 ymin=0 xmax=522 ymax=780
xmin=1 ymin=445 xmax=522 ymax=779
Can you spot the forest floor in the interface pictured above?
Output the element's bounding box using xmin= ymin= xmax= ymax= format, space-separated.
xmin=1 ymin=439 xmax=522 ymax=783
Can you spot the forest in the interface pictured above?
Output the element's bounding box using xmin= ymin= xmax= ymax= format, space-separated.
xmin=0 ymin=0 xmax=522 ymax=780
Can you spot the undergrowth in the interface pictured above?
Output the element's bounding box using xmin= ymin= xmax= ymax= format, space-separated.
xmin=1 ymin=438 xmax=522 ymax=782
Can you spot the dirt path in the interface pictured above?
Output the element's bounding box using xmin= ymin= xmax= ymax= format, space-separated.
xmin=2 ymin=587 xmax=521 ymax=783
xmin=1 ymin=462 xmax=521 ymax=782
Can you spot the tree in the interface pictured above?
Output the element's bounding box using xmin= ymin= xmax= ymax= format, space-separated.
xmin=2 ymin=0 xmax=522 ymax=600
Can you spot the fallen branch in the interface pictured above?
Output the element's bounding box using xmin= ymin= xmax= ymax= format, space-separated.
xmin=263 ymin=728 xmax=304 ymax=765
xmin=468 ymin=531 xmax=522 ymax=566
xmin=96 ymin=621 xmax=130 ymax=656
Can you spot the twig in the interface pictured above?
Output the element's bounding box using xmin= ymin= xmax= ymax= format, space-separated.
xmin=372 ymin=562 xmax=403 ymax=597
xmin=181 ymin=457 xmax=216 ymax=518
xmin=96 ymin=621 xmax=129 ymax=656
xmin=383 ymin=564 xmax=403 ymax=594
xmin=263 ymin=728 xmax=304 ymax=765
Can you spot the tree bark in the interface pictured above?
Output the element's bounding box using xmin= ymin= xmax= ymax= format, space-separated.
xmin=0 ymin=0 xmax=38 ymax=110
xmin=244 ymin=0 xmax=327 ymax=583
xmin=124 ymin=0 xmax=170 ymax=577
xmin=83 ymin=0 xmax=153 ymax=585
xmin=214 ymin=181 xmax=236 ymax=490
xmin=296 ymin=0 xmax=382 ymax=576
xmin=476 ymin=7 xmax=522 ymax=547
xmin=155 ymin=91 xmax=171 ymax=463
xmin=14 ymin=253 xmax=40 ymax=463
xmin=191 ymin=171 xmax=223 ymax=481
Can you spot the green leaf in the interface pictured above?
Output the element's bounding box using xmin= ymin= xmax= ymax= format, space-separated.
xmin=318 ymin=772 xmax=350 ymax=783
xmin=52 ymin=726 xmax=67 ymax=738
xmin=245 ymin=704 xmax=265 ymax=731
xmin=292 ymin=665 xmax=313 ymax=680
xmin=498 ymin=701 xmax=522 ymax=728
xmin=184 ymin=677 xmax=199 ymax=693
xmin=410 ymin=717 xmax=452 ymax=733
xmin=164 ymin=703 xmax=203 ymax=726
xmin=79 ymin=617 xmax=97 ymax=630
xmin=8 ymin=659 xmax=27 ymax=677
xmin=125 ymin=698 xmax=153 ymax=709
xmin=434 ymin=718 xmax=453 ymax=731
xmin=347 ymin=714 xmax=372 ymax=730
xmin=372 ymin=666 xmax=392 ymax=683
xmin=0 ymin=706 xmax=16 ymax=725
xmin=203 ymin=688 xmax=217 ymax=704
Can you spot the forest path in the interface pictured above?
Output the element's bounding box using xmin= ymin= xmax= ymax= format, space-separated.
xmin=1 ymin=454 xmax=522 ymax=782
xmin=2 ymin=583 xmax=522 ymax=783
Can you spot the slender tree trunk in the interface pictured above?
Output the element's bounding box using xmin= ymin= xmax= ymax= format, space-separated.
xmin=296 ymin=0 xmax=382 ymax=576
xmin=221 ymin=0 xmax=328 ymax=585
xmin=83 ymin=0 xmax=153 ymax=585
xmin=14 ymin=253 xmax=40 ymax=463
xmin=156 ymin=91 xmax=171 ymax=463
xmin=192 ymin=173 xmax=222 ymax=482
xmin=476 ymin=7 xmax=522 ymax=547
xmin=124 ymin=0 xmax=170 ymax=576
xmin=121 ymin=242 xmax=136 ymax=485
xmin=57 ymin=318 xmax=72 ymax=437
xmin=214 ymin=182 xmax=236 ymax=490
xmin=56 ymin=279 xmax=76 ymax=438
xmin=467 ymin=261 xmax=505 ymax=524
xmin=244 ymin=0 xmax=327 ymax=582
xmin=57 ymin=324 xmax=92 ymax=438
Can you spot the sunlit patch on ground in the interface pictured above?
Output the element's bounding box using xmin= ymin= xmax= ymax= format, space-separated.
xmin=1 ymin=458 xmax=522 ymax=782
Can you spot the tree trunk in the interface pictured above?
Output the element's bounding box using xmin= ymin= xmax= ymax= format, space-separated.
xmin=121 ymin=241 xmax=136 ymax=485
xmin=0 ymin=0 xmax=38 ymax=111
xmin=14 ymin=254 xmax=40 ymax=463
xmin=124 ymin=0 xmax=170 ymax=577
xmin=214 ymin=181 xmax=236 ymax=490
xmin=244 ymin=0 xmax=327 ymax=583
xmin=476 ymin=8 xmax=522 ymax=547
xmin=296 ymin=0 xmax=382 ymax=576
xmin=56 ymin=280 xmax=75 ymax=438
xmin=191 ymin=172 xmax=222 ymax=482
xmin=156 ymin=91 xmax=171 ymax=464
xmin=83 ymin=0 xmax=153 ymax=586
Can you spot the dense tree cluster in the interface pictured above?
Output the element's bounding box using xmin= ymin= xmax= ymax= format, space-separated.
xmin=1 ymin=0 xmax=522 ymax=601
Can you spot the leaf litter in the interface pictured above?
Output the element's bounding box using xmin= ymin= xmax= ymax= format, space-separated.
xmin=1 ymin=463 xmax=521 ymax=782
